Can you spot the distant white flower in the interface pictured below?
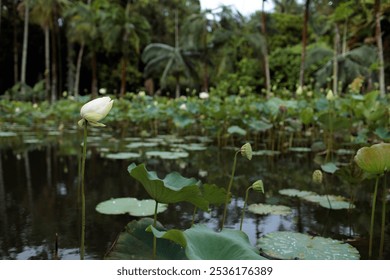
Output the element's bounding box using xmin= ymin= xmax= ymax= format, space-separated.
xmin=138 ymin=91 xmax=146 ymax=97
xmin=99 ymin=88 xmax=107 ymax=94
xmin=33 ymin=103 xmax=38 ymax=109
xmin=296 ymin=86 xmax=303 ymax=96
xmin=15 ymin=107 xmax=20 ymax=113
xmin=179 ymin=103 xmax=187 ymax=111
xmin=78 ymin=96 xmax=114 ymax=127
xmin=199 ymin=92 xmax=209 ymax=99
xmin=326 ymin=89 xmax=335 ymax=101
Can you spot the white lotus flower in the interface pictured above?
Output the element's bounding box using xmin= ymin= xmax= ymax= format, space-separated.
xmin=326 ymin=89 xmax=335 ymax=101
xmin=179 ymin=103 xmax=187 ymax=111
xmin=199 ymin=92 xmax=209 ymax=99
xmin=78 ymin=96 xmax=114 ymax=127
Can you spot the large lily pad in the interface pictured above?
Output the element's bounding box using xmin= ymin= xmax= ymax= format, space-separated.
xmin=146 ymin=150 xmax=189 ymax=159
xmin=279 ymin=188 xmax=316 ymax=198
xmin=149 ymin=224 xmax=266 ymax=260
xmin=248 ymin=203 xmax=292 ymax=216
xmin=95 ymin=197 xmax=167 ymax=216
xmin=128 ymin=163 xmax=208 ymax=211
xmin=302 ymin=194 xmax=355 ymax=210
xmin=104 ymin=152 xmax=140 ymax=160
xmin=257 ymin=231 xmax=360 ymax=260
xmin=354 ymin=143 xmax=390 ymax=174
xmin=227 ymin=125 xmax=247 ymax=136
xmin=105 ymin=218 xmax=186 ymax=260
xmin=126 ymin=142 xmax=159 ymax=149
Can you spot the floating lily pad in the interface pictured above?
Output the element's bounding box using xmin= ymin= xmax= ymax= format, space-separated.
xmin=302 ymin=194 xmax=355 ymax=210
xmin=248 ymin=203 xmax=292 ymax=216
xmin=23 ymin=138 xmax=40 ymax=144
xmin=227 ymin=125 xmax=247 ymax=136
xmin=96 ymin=197 xmax=167 ymax=216
xmin=335 ymin=149 xmax=355 ymax=155
xmin=126 ymin=142 xmax=159 ymax=149
xmin=289 ymin=147 xmax=312 ymax=153
xmin=105 ymin=218 xmax=186 ymax=260
xmin=172 ymin=143 xmax=207 ymax=151
xmin=0 ymin=132 xmax=18 ymax=137
xmin=252 ymin=150 xmax=281 ymax=156
xmin=146 ymin=150 xmax=189 ymax=159
xmin=149 ymin=224 xmax=266 ymax=260
xmin=128 ymin=163 xmax=208 ymax=211
xmin=321 ymin=162 xmax=339 ymax=174
xmin=104 ymin=152 xmax=140 ymax=160
xmin=257 ymin=231 xmax=360 ymax=260
xmin=279 ymin=188 xmax=316 ymax=198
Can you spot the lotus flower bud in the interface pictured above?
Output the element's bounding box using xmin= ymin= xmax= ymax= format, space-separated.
xmin=312 ymin=170 xmax=323 ymax=184
xmin=296 ymin=85 xmax=303 ymax=96
xmin=78 ymin=96 xmax=114 ymax=127
xmin=240 ymin=143 xmax=253 ymax=160
xmin=252 ymin=180 xmax=264 ymax=193
xmin=326 ymin=89 xmax=335 ymax=101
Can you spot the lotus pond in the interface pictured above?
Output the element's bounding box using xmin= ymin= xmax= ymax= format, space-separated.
xmin=0 ymin=93 xmax=389 ymax=260
xmin=0 ymin=127 xmax=388 ymax=260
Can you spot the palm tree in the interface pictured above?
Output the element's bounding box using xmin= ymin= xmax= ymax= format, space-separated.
xmin=298 ymin=0 xmax=311 ymax=89
xmin=99 ymin=0 xmax=150 ymax=98
xmin=142 ymin=10 xmax=196 ymax=98
xmin=30 ymin=0 xmax=69 ymax=102
xmin=20 ymin=0 xmax=30 ymax=95
xmin=65 ymin=0 xmax=99 ymax=97
xmin=261 ymin=0 xmax=271 ymax=95
xmin=375 ymin=0 xmax=386 ymax=97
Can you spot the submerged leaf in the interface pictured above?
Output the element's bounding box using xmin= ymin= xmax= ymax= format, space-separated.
xmin=128 ymin=163 xmax=208 ymax=211
xmin=257 ymin=231 xmax=360 ymax=260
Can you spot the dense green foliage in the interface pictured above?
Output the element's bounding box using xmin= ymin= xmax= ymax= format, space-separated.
xmin=0 ymin=0 xmax=389 ymax=98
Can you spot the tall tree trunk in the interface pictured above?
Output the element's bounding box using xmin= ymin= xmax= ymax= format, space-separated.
xmin=51 ymin=28 xmax=57 ymax=103
xmin=375 ymin=0 xmax=386 ymax=97
xmin=299 ymin=0 xmax=310 ymax=88
xmin=13 ymin=3 xmax=19 ymax=84
xmin=91 ymin=51 xmax=98 ymax=98
xmin=333 ymin=24 xmax=340 ymax=96
xmin=175 ymin=75 xmax=180 ymax=99
xmin=44 ymin=25 xmax=51 ymax=102
xmin=74 ymin=44 xmax=84 ymax=98
xmin=261 ymin=0 xmax=271 ymax=95
xmin=203 ymin=60 xmax=208 ymax=92
xmin=67 ymin=40 xmax=75 ymax=97
xmin=0 ymin=0 xmax=2 ymax=39
xmin=120 ymin=57 xmax=127 ymax=98
xmin=342 ymin=19 xmax=348 ymax=55
xmin=20 ymin=0 xmax=30 ymax=95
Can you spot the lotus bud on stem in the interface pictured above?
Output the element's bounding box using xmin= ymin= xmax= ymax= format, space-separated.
xmin=221 ymin=143 xmax=252 ymax=230
xmin=240 ymin=180 xmax=264 ymax=231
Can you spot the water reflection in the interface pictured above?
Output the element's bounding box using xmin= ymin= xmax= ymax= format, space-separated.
xmin=0 ymin=132 xmax=388 ymax=259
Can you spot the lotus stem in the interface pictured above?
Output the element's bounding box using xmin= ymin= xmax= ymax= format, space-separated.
xmin=221 ymin=150 xmax=239 ymax=230
xmin=379 ymin=173 xmax=387 ymax=259
xmin=369 ymin=175 xmax=379 ymax=259
xmin=191 ymin=206 xmax=198 ymax=227
xmin=240 ymin=186 xmax=252 ymax=231
xmin=80 ymin=122 xmax=88 ymax=260
xmin=153 ymin=200 xmax=158 ymax=259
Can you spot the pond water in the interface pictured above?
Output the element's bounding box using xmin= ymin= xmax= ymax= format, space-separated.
xmin=0 ymin=128 xmax=388 ymax=259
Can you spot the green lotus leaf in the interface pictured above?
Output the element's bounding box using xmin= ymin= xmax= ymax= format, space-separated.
xmin=126 ymin=142 xmax=159 ymax=149
xmin=201 ymin=183 xmax=229 ymax=206
xmin=104 ymin=152 xmax=140 ymax=160
xmin=227 ymin=125 xmax=247 ymax=136
xmin=279 ymin=188 xmax=316 ymax=198
xmin=149 ymin=224 xmax=266 ymax=260
xmin=321 ymin=162 xmax=339 ymax=174
xmin=128 ymin=163 xmax=208 ymax=211
xmin=354 ymin=143 xmax=390 ymax=174
xmin=257 ymin=231 xmax=360 ymax=260
xmin=0 ymin=132 xmax=18 ymax=137
xmin=302 ymin=194 xmax=355 ymax=210
xmin=248 ymin=203 xmax=292 ymax=216
xmin=171 ymin=143 xmax=207 ymax=151
xmin=105 ymin=218 xmax=186 ymax=260
xmin=95 ymin=197 xmax=167 ymax=216
xmin=146 ymin=150 xmax=189 ymax=159
xmin=252 ymin=150 xmax=281 ymax=156
xmin=289 ymin=147 xmax=312 ymax=153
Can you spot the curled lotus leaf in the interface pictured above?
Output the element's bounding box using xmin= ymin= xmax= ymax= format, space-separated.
xmin=354 ymin=143 xmax=390 ymax=174
xmin=257 ymin=231 xmax=360 ymax=260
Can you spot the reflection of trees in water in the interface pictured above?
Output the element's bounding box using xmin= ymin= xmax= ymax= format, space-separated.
xmin=0 ymin=151 xmax=10 ymax=258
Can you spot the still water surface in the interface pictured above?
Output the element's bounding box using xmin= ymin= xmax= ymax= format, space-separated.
xmin=0 ymin=129 xmax=388 ymax=259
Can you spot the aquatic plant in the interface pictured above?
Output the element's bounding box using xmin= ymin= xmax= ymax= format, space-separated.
xmin=354 ymin=142 xmax=390 ymax=258
xmin=78 ymin=96 xmax=113 ymax=260
xmin=240 ymin=180 xmax=264 ymax=230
